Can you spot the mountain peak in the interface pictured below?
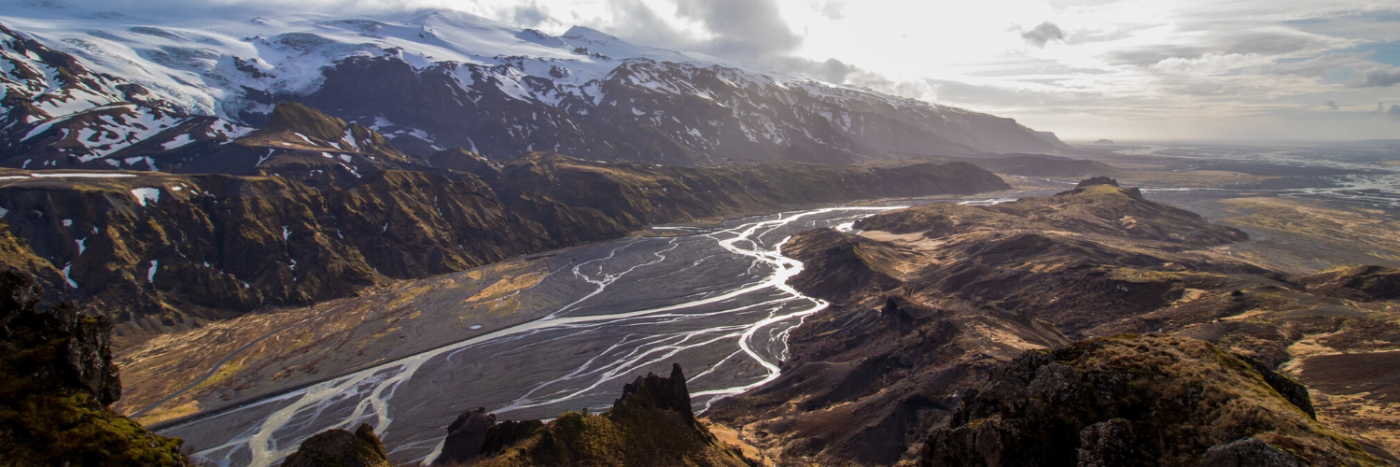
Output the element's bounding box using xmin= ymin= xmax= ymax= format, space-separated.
xmin=263 ymin=102 xmax=347 ymax=141
xmin=561 ymin=25 xmax=624 ymax=44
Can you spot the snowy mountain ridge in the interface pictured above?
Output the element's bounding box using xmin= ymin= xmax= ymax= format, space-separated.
xmin=1 ymin=0 xmax=1069 ymax=169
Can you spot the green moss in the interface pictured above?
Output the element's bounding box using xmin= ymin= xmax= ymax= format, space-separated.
xmin=0 ymin=390 xmax=187 ymax=466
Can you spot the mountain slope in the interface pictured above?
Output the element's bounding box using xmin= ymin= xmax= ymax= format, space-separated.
xmin=1 ymin=3 xmax=1067 ymax=169
xmin=0 ymin=102 xmax=1011 ymax=337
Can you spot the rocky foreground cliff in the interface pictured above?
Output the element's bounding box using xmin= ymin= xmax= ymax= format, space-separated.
xmin=0 ymin=270 xmax=189 ymax=466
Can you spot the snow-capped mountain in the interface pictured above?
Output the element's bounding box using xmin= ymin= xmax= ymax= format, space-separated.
xmin=1 ymin=1 xmax=1068 ymax=170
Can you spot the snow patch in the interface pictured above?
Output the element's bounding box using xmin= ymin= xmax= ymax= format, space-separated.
xmin=130 ymin=187 xmax=161 ymax=206
xmin=31 ymin=173 xmax=136 ymax=178
xmin=161 ymin=133 xmax=195 ymax=150
xmin=62 ymin=264 xmax=78 ymax=289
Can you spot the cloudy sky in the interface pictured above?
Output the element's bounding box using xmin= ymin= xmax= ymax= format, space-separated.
xmin=39 ymin=0 xmax=1400 ymax=141
xmin=448 ymin=0 xmax=1400 ymax=142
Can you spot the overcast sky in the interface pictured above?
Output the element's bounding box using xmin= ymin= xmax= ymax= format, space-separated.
xmin=460 ymin=0 xmax=1400 ymax=142
xmin=29 ymin=0 xmax=1400 ymax=141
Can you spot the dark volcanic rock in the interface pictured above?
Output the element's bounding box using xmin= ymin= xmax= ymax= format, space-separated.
xmin=918 ymin=335 xmax=1379 ymax=467
xmin=612 ymin=363 xmax=697 ymax=425
xmin=0 ymin=269 xmax=189 ymax=466
xmin=477 ymin=419 xmax=546 ymax=458
xmin=434 ymin=407 xmax=496 ymax=466
xmin=281 ymin=423 xmax=390 ymax=467
xmin=1076 ymin=418 xmax=1139 ymax=467
xmin=0 ymin=270 xmax=120 ymax=404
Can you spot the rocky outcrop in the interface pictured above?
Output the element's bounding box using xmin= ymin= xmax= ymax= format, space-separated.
xmin=919 ymin=335 xmax=1380 ymax=467
xmin=430 ymin=364 xmax=748 ymax=467
xmin=611 ymin=363 xmax=699 ymax=426
xmin=281 ymin=423 xmax=391 ymax=467
xmin=435 ymin=407 xmax=498 ymax=466
xmin=0 ymin=269 xmax=189 ymax=466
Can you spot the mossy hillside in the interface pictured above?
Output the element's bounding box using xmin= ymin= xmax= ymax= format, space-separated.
xmin=921 ymin=335 xmax=1384 ymax=467
xmin=0 ymin=390 xmax=187 ymax=467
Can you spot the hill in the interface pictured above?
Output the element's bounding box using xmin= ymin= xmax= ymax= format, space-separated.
xmin=706 ymin=179 xmax=1400 ymax=465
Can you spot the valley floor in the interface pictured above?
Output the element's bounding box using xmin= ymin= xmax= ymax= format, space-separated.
xmin=116 ymin=153 xmax=1400 ymax=466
